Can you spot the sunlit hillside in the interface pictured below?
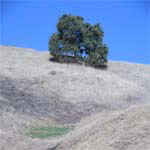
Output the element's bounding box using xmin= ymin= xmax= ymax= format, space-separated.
xmin=0 ymin=46 xmax=150 ymax=150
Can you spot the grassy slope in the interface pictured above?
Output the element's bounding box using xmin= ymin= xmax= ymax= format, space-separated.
xmin=57 ymin=104 xmax=150 ymax=150
xmin=0 ymin=46 xmax=150 ymax=150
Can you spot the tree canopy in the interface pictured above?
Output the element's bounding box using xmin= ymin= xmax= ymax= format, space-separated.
xmin=49 ymin=14 xmax=108 ymax=67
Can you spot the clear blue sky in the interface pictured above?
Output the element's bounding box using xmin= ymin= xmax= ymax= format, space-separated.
xmin=0 ymin=0 xmax=150 ymax=64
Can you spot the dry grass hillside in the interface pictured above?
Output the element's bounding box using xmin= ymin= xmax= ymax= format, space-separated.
xmin=0 ymin=46 xmax=150 ymax=150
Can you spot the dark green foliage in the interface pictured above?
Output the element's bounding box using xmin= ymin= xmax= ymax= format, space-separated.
xmin=49 ymin=14 xmax=108 ymax=67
